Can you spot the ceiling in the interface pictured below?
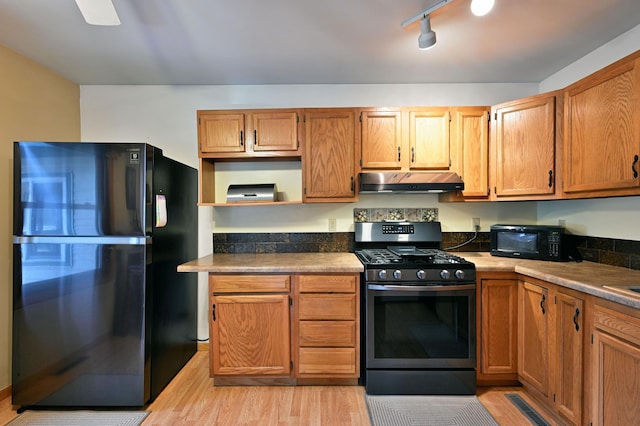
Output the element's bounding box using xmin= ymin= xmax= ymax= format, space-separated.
xmin=0 ymin=0 xmax=639 ymax=86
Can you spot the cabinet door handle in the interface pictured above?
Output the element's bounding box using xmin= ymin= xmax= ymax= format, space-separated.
xmin=254 ymin=129 xmax=258 ymax=146
xmin=240 ymin=131 xmax=244 ymax=147
xmin=411 ymin=147 xmax=415 ymax=163
xmin=540 ymin=294 xmax=546 ymax=315
xmin=397 ymin=146 xmax=401 ymax=162
xmin=573 ymin=308 xmax=580 ymax=331
xmin=212 ymin=304 xmax=216 ymax=322
xmin=548 ymin=170 xmax=553 ymax=188
xmin=633 ymin=154 xmax=639 ymax=179
xmin=350 ymin=176 xmax=354 ymax=192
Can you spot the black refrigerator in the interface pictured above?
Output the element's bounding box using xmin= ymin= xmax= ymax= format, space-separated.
xmin=12 ymin=142 xmax=198 ymax=408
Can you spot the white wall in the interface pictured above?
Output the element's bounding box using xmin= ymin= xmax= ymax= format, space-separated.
xmin=538 ymin=23 xmax=640 ymax=240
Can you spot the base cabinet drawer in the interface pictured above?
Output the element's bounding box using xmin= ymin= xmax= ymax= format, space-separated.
xmin=298 ymin=348 xmax=357 ymax=375
xmin=299 ymin=321 xmax=356 ymax=347
xmin=298 ymin=294 xmax=356 ymax=320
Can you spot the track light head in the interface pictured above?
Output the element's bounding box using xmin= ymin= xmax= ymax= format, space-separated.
xmin=470 ymin=0 xmax=495 ymax=17
xmin=418 ymin=16 xmax=437 ymax=50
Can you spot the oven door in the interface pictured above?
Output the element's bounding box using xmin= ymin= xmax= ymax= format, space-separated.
xmin=366 ymin=284 xmax=476 ymax=370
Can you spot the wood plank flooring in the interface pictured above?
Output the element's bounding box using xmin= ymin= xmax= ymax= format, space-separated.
xmin=0 ymin=351 xmax=558 ymax=425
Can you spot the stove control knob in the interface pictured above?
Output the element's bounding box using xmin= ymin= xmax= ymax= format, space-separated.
xmin=416 ymin=270 xmax=426 ymax=280
xmin=378 ymin=270 xmax=388 ymax=280
xmin=455 ymin=270 xmax=466 ymax=280
xmin=393 ymin=270 xmax=402 ymax=280
xmin=440 ymin=269 xmax=451 ymax=280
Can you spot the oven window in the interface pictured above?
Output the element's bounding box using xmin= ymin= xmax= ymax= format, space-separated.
xmin=372 ymin=295 xmax=471 ymax=359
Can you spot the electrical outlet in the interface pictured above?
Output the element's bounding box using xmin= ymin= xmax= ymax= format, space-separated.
xmin=328 ymin=218 xmax=337 ymax=232
xmin=472 ymin=217 xmax=480 ymax=231
xmin=558 ymin=219 xmax=566 ymax=227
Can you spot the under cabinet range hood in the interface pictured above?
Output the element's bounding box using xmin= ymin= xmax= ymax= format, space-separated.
xmin=359 ymin=172 xmax=464 ymax=193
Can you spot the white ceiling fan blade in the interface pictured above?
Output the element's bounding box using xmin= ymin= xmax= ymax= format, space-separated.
xmin=75 ymin=0 xmax=121 ymax=26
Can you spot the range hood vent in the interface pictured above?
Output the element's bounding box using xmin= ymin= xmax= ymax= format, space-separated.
xmin=359 ymin=172 xmax=464 ymax=193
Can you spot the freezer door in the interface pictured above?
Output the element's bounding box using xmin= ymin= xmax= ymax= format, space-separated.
xmin=14 ymin=142 xmax=151 ymax=237
xmin=12 ymin=237 xmax=151 ymax=407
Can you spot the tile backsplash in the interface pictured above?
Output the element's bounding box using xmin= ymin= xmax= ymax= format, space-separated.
xmin=212 ymin=232 xmax=640 ymax=271
xmin=353 ymin=207 xmax=438 ymax=222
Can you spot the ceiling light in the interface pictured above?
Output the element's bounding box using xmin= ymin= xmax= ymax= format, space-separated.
xmin=418 ymin=16 xmax=437 ymax=50
xmin=470 ymin=0 xmax=495 ymax=17
xmin=402 ymin=0 xmax=452 ymax=51
xmin=75 ymin=0 xmax=121 ymax=26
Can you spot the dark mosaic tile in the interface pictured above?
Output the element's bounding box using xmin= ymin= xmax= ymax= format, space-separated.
xmin=579 ymin=248 xmax=600 ymax=263
xmin=586 ymin=237 xmax=614 ymax=251
xmin=630 ymin=255 xmax=640 ymax=271
xmin=599 ymin=251 xmax=630 ymax=269
xmin=255 ymin=242 xmax=278 ymax=253
xmin=615 ymin=239 xmax=640 ymax=255
xmin=213 ymin=234 xmax=227 ymax=244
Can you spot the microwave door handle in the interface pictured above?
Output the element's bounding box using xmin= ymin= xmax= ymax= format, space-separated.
xmin=368 ymin=284 xmax=476 ymax=292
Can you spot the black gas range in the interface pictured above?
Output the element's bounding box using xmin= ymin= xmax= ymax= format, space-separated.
xmin=355 ymin=221 xmax=477 ymax=395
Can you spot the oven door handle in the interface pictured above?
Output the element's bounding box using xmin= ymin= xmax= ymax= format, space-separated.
xmin=367 ymin=284 xmax=476 ymax=291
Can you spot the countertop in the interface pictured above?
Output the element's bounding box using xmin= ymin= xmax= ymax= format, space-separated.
xmin=178 ymin=251 xmax=640 ymax=309
xmin=459 ymin=252 xmax=640 ymax=309
xmin=177 ymin=252 xmax=364 ymax=274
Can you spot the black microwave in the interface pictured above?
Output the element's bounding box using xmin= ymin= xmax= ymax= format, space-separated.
xmin=490 ymin=224 xmax=566 ymax=261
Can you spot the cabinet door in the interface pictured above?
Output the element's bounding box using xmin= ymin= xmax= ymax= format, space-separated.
xmin=564 ymin=54 xmax=640 ymax=195
xmin=251 ymin=111 xmax=299 ymax=152
xmin=409 ymin=108 xmax=451 ymax=170
xmin=210 ymin=294 xmax=290 ymax=376
xmin=360 ymin=110 xmax=402 ymax=169
xmin=451 ymin=107 xmax=490 ymax=197
xmin=518 ymin=280 xmax=550 ymax=396
xmin=493 ymin=94 xmax=557 ymax=197
xmin=479 ymin=278 xmax=518 ymax=379
xmin=303 ymin=109 xmax=357 ymax=201
xmin=591 ymin=304 xmax=640 ymax=425
xmin=198 ymin=112 xmax=246 ymax=153
xmin=553 ymin=291 xmax=584 ymax=426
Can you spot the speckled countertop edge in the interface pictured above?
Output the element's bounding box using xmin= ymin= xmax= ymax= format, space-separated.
xmin=178 ymin=251 xmax=640 ymax=309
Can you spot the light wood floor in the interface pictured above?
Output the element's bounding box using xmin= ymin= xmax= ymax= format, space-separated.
xmin=0 ymin=351 xmax=558 ymax=425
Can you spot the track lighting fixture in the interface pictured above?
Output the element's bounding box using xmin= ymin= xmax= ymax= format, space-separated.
xmin=403 ymin=0 xmax=495 ymax=50
xmin=418 ymin=16 xmax=437 ymax=50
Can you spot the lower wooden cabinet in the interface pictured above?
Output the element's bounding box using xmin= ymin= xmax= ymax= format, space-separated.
xmin=588 ymin=300 xmax=640 ymax=425
xmin=293 ymin=274 xmax=360 ymax=378
xmin=518 ymin=280 xmax=551 ymax=397
xmin=209 ymin=275 xmax=291 ymax=377
xmin=207 ymin=272 xmax=360 ymax=384
xmin=553 ymin=288 xmax=584 ymax=425
xmin=476 ymin=272 xmax=518 ymax=385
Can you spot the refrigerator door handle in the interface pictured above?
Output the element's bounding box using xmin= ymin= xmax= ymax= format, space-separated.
xmin=13 ymin=236 xmax=151 ymax=245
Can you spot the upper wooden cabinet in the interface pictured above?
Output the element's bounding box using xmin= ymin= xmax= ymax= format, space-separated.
xmin=449 ymin=107 xmax=490 ymax=199
xmin=360 ymin=109 xmax=402 ymax=169
xmin=491 ymin=92 xmax=562 ymax=200
xmin=360 ymin=107 xmax=452 ymax=172
xmin=563 ymin=51 xmax=640 ymax=197
xmin=302 ymin=108 xmax=358 ymax=202
xmin=198 ymin=109 xmax=302 ymax=158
